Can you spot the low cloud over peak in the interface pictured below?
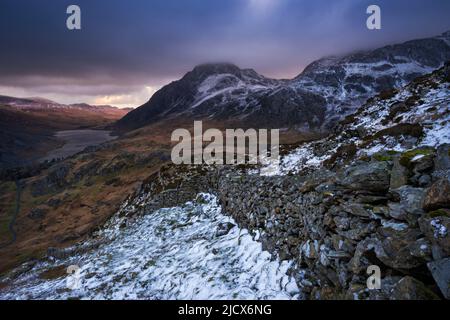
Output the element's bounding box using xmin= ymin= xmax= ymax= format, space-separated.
xmin=1 ymin=0 xmax=449 ymax=108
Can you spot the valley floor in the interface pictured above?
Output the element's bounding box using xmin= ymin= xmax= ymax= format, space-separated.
xmin=39 ymin=129 xmax=115 ymax=163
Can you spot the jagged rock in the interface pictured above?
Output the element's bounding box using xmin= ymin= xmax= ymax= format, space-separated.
xmin=408 ymin=238 xmax=432 ymax=261
xmin=343 ymin=203 xmax=371 ymax=218
xmin=338 ymin=221 xmax=377 ymax=241
xmin=418 ymin=174 xmax=432 ymax=187
xmin=372 ymin=206 xmax=390 ymax=217
xmin=427 ymin=258 xmax=450 ymax=299
xmin=331 ymin=235 xmax=355 ymax=254
xmin=301 ymin=240 xmax=319 ymax=259
xmin=376 ymin=227 xmax=426 ymax=270
xmin=390 ymin=156 xmax=409 ymax=189
xmin=387 ymin=186 xmax=425 ymax=221
xmin=390 ymin=276 xmax=440 ymax=300
xmin=333 ymin=216 xmax=351 ymax=231
xmin=350 ymin=227 xmax=425 ymax=273
xmin=340 ymin=162 xmax=390 ymax=193
xmin=215 ymin=222 xmax=235 ymax=237
xmin=433 ymin=144 xmax=450 ymax=180
xmin=423 ymin=178 xmax=450 ymax=211
xmin=411 ymin=153 xmax=435 ymax=173
xmin=418 ymin=214 xmax=450 ymax=256
xmin=388 ymin=203 xmax=405 ymax=221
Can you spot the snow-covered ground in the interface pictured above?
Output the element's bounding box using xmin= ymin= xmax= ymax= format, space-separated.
xmin=255 ymin=73 xmax=450 ymax=177
xmin=0 ymin=194 xmax=300 ymax=300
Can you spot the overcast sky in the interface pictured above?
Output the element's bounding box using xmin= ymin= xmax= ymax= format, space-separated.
xmin=1 ymin=0 xmax=449 ymax=108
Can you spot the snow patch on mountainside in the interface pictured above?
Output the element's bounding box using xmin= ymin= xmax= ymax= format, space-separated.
xmin=255 ymin=65 xmax=450 ymax=177
xmin=0 ymin=194 xmax=300 ymax=300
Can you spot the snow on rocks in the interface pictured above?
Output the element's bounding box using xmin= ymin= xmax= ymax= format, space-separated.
xmin=0 ymin=194 xmax=299 ymax=300
xmin=254 ymin=64 xmax=449 ymax=177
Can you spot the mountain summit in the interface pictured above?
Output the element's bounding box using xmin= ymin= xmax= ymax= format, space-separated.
xmin=116 ymin=31 xmax=450 ymax=132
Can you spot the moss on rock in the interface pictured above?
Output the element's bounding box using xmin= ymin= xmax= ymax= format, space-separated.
xmin=372 ymin=150 xmax=400 ymax=162
xmin=399 ymin=148 xmax=434 ymax=169
xmin=426 ymin=209 xmax=450 ymax=218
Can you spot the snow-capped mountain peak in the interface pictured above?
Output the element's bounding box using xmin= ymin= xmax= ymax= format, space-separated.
xmin=117 ymin=31 xmax=450 ymax=132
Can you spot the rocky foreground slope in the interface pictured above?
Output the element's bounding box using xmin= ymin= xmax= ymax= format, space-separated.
xmin=117 ymin=63 xmax=450 ymax=299
xmin=1 ymin=62 xmax=448 ymax=300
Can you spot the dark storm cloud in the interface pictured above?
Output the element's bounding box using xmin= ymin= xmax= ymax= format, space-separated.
xmin=0 ymin=0 xmax=449 ymax=107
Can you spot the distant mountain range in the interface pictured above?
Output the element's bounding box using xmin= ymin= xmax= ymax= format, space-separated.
xmin=116 ymin=31 xmax=450 ymax=131
xmin=0 ymin=95 xmax=132 ymax=113
xmin=0 ymin=96 xmax=130 ymax=169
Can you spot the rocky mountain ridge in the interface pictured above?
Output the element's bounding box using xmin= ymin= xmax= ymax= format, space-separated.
xmin=0 ymin=95 xmax=131 ymax=112
xmin=112 ymin=62 xmax=450 ymax=299
xmin=117 ymin=31 xmax=450 ymax=131
xmin=1 ymin=62 xmax=448 ymax=299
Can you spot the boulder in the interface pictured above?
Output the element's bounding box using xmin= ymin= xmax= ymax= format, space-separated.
xmin=343 ymin=203 xmax=371 ymax=218
xmin=427 ymin=258 xmax=450 ymax=299
xmin=418 ymin=214 xmax=450 ymax=256
xmin=433 ymin=144 xmax=450 ymax=180
xmin=418 ymin=174 xmax=432 ymax=187
xmin=340 ymin=162 xmax=390 ymax=193
xmin=411 ymin=154 xmax=434 ymax=173
xmin=350 ymin=228 xmax=425 ymax=272
xmin=376 ymin=227 xmax=425 ymax=270
xmin=390 ymin=276 xmax=440 ymax=300
xmin=387 ymin=186 xmax=425 ymax=221
xmin=408 ymin=238 xmax=432 ymax=261
xmin=215 ymin=222 xmax=235 ymax=237
xmin=390 ymin=156 xmax=409 ymax=189
xmin=423 ymin=178 xmax=450 ymax=211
